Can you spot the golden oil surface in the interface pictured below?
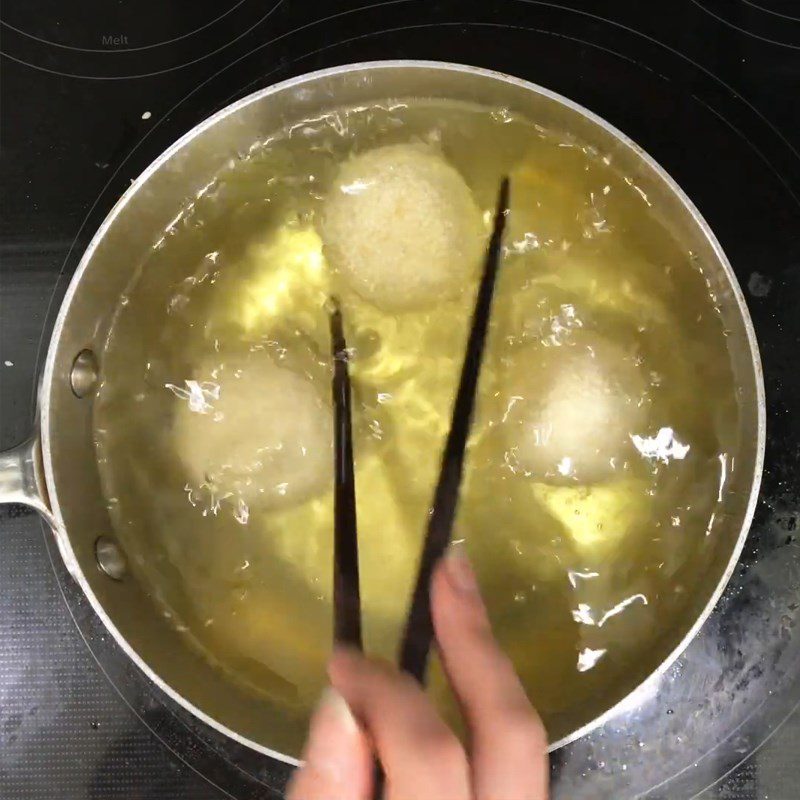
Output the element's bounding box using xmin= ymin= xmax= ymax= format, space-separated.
xmin=94 ymin=99 xmax=740 ymax=742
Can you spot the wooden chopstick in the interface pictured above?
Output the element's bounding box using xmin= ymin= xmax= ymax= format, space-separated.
xmin=398 ymin=177 xmax=510 ymax=684
xmin=329 ymin=300 xmax=385 ymax=800
xmin=329 ymin=298 xmax=363 ymax=651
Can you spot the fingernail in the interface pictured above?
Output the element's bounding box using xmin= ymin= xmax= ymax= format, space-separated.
xmin=303 ymin=688 xmax=359 ymax=782
xmin=444 ymin=543 xmax=479 ymax=595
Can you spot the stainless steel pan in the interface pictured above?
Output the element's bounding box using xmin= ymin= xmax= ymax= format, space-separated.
xmin=0 ymin=61 xmax=765 ymax=763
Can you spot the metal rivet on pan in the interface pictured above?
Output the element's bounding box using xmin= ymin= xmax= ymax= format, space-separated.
xmin=95 ymin=536 xmax=127 ymax=581
xmin=70 ymin=349 xmax=99 ymax=398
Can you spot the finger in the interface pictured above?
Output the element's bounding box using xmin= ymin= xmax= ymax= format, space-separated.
xmin=431 ymin=548 xmax=549 ymax=800
xmin=329 ymin=648 xmax=471 ymax=800
xmin=287 ymin=687 xmax=373 ymax=800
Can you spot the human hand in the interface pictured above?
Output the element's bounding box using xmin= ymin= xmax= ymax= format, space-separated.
xmin=287 ymin=548 xmax=549 ymax=800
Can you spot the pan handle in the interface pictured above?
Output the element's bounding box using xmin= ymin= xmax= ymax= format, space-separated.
xmin=0 ymin=436 xmax=56 ymax=525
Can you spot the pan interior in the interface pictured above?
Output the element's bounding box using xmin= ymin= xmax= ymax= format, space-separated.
xmin=41 ymin=64 xmax=763 ymax=758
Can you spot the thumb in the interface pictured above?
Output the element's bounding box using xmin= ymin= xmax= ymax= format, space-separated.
xmin=287 ymin=688 xmax=373 ymax=800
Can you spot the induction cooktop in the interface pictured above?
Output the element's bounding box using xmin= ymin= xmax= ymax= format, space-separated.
xmin=1 ymin=2 xmax=799 ymax=798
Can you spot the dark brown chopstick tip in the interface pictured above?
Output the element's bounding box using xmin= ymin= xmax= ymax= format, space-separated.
xmin=499 ymin=175 xmax=510 ymax=213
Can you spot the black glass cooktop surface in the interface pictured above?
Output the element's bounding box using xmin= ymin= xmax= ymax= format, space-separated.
xmin=1 ymin=1 xmax=799 ymax=798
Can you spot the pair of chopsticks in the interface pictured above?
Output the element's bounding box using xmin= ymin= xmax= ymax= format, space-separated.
xmin=329 ymin=177 xmax=510 ymax=679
